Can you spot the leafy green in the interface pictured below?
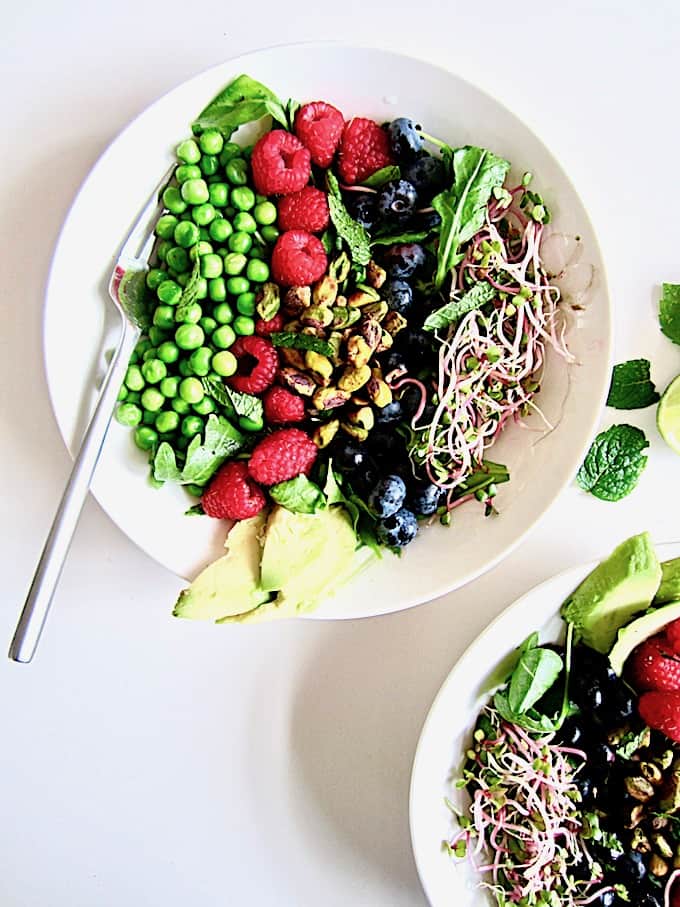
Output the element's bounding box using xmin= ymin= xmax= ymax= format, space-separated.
xmin=117 ymin=269 xmax=152 ymax=330
xmin=185 ymin=503 xmax=204 ymax=516
xmin=507 ymin=646 xmax=563 ymax=714
xmin=581 ymin=811 xmax=623 ymax=854
xmin=271 ymin=332 xmax=333 ymax=357
xmin=659 ymin=282 xmax=680 ymax=345
xmin=361 ymin=165 xmax=400 ymax=188
xmin=432 ymin=146 xmax=510 ymax=288
xmin=371 ymin=229 xmax=431 ymax=247
xmin=615 ymin=728 xmax=650 ymax=760
xmin=201 ymin=376 xmax=263 ymax=422
xmin=326 ymin=171 xmax=372 ymax=266
xmin=201 ymin=376 xmax=232 ymax=409
xmin=423 ymin=281 xmax=496 ymax=332
xmin=191 ymin=74 xmax=287 ymax=136
xmin=174 ymin=258 xmax=202 ymax=322
xmin=322 ymin=464 xmax=382 ymax=555
xmin=153 ymin=415 xmax=244 ymax=485
xmin=576 ymin=424 xmax=649 ymax=501
xmin=153 ymin=442 xmax=182 ymax=483
xmin=270 ymin=475 xmax=325 ymax=514
xmin=607 ymin=359 xmax=659 ymax=409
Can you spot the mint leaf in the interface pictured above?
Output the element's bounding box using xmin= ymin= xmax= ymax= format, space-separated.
xmin=371 ymin=229 xmax=431 ymax=247
xmin=201 ymin=376 xmax=232 ymax=409
xmin=326 ymin=171 xmax=372 ymax=266
xmin=191 ymin=74 xmax=286 ymax=137
xmin=616 ymin=727 xmax=650 ymax=759
xmin=174 ymin=258 xmax=202 ymax=321
xmin=185 ymin=503 xmax=204 ymax=516
xmin=607 ymin=359 xmax=659 ymax=409
xmin=423 ymin=281 xmax=496 ymax=332
xmin=226 ymin=387 xmax=263 ymax=422
xmin=181 ymin=415 xmax=244 ymax=484
xmin=361 ymin=165 xmax=400 ymax=188
xmin=153 ymin=442 xmax=182 ymax=482
xmin=270 ymin=475 xmax=325 ymax=514
xmin=271 ymin=332 xmax=333 ymax=357
xmin=432 ymin=146 xmax=510 ymax=289
xmin=576 ymin=424 xmax=649 ymax=502
xmin=117 ymin=269 xmax=152 ymax=330
xmin=659 ymin=283 xmax=680 ymax=345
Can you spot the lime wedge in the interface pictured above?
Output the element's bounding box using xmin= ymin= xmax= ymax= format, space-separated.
xmin=657 ymin=374 xmax=680 ymax=454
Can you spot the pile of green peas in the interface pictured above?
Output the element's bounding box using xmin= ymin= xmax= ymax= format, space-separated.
xmin=115 ymin=129 xmax=279 ymax=485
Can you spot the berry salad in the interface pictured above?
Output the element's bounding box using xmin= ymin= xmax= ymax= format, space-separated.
xmin=446 ymin=533 xmax=680 ymax=907
xmin=114 ymin=74 xmax=571 ymax=621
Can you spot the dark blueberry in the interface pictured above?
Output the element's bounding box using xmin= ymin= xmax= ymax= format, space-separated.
xmin=574 ymin=773 xmax=594 ymax=802
xmin=335 ymin=440 xmax=373 ymax=473
xmin=387 ymin=118 xmax=423 ymax=162
xmin=346 ymin=192 xmax=377 ymax=229
xmin=367 ymin=427 xmax=408 ymax=466
xmin=377 ymin=179 xmax=418 ymax=224
xmin=381 ymin=350 xmax=407 ymax=377
xmin=408 ymin=482 xmax=443 ymax=516
xmin=368 ymin=475 xmax=407 ymax=519
xmin=403 ymin=153 xmax=446 ymax=199
xmin=383 ymin=243 xmax=426 ymax=279
xmin=591 ymin=742 xmax=616 ymax=772
xmin=384 ymin=279 xmax=413 ymax=315
xmin=580 ymin=683 xmax=605 ymax=714
xmin=350 ymin=465 xmax=379 ymax=497
xmin=375 ymin=399 xmax=404 ymax=424
xmin=399 ymin=385 xmax=424 ymax=419
xmin=557 ymin=717 xmax=588 ymax=747
xmin=571 ymin=646 xmax=617 ymax=687
xmin=597 ymin=891 xmax=616 ymax=907
xmin=610 ymin=685 xmax=636 ymax=721
xmin=616 ymin=851 xmax=646 ymax=885
xmin=414 ymin=209 xmax=442 ymax=232
xmin=401 ymin=328 xmax=434 ymax=367
xmin=376 ymin=507 xmax=419 ymax=547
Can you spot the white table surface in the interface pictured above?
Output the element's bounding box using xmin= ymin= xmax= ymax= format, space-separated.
xmin=3 ymin=3 xmax=680 ymax=905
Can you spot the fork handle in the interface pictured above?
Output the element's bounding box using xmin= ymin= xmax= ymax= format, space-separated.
xmin=9 ymin=316 xmax=140 ymax=663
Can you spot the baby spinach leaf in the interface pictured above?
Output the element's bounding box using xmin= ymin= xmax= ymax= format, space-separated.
xmin=607 ymin=359 xmax=659 ymax=409
xmin=507 ymin=647 xmax=563 ymax=714
xmin=361 ymin=165 xmax=400 ymax=188
xmin=493 ymin=691 xmax=561 ymax=734
xmin=326 ymin=171 xmax=372 ymax=266
xmin=576 ymin=424 xmax=649 ymax=502
xmin=423 ymin=281 xmax=496 ymax=332
xmin=271 ymin=331 xmax=333 ymax=357
xmin=191 ymin=74 xmax=287 ymax=136
xmin=270 ymin=475 xmax=325 ymax=514
xmin=659 ymin=282 xmax=680 ymax=345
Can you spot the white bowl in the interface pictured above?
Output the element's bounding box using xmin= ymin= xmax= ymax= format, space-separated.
xmin=43 ymin=43 xmax=612 ymax=619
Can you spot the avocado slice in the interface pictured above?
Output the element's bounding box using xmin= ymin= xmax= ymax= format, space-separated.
xmin=173 ymin=512 xmax=270 ymax=621
xmin=609 ymin=599 xmax=680 ymax=675
xmin=560 ymin=532 xmax=662 ymax=653
xmin=655 ymin=558 xmax=680 ymax=605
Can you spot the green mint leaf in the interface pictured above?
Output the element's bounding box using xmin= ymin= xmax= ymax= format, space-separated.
xmin=371 ymin=229 xmax=432 ymax=247
xmin=432 ymin=146 xmax=510 ymax=289
xmin=270 ymin=475 xmax=326 ymax=514
xmin=322 ymin=464 xmax=346 ymax=508
xmin=174 ymin=258 xmax=202 ymax=321
xmin=271 ymin=331 xmax=333 ymax=357
xmin=326 ymin=171 xmax=372 ymax=266
xmin=191 ymin=74 xmax=285 ymax=137
xmin=360 ymin=165 xmax=400 ymax=188
xmin=117 ymin=269 xmax=152 ymax=331
xmin=607 ymin=359 xmax=660 ymax=409
xmin=153 ymin=442 xmax=182 ymax=482
xmin=180 ymin=414 xmax=244 ymax=484
xmin=507 ymin=647 xmax=563 ymax=715
xmin=320 ymin=228 xmax=335 ymax=255
xmin=423 ymin=281 xmax=496 ymax=332
xmin=185 ymin=503 xmax=205 ymax=516
xmin=659 ymin=282 xmax=680 ymax=345
xmin=285 ymin=98 xmax=301 ymax=131
xmin=615 ymin=728 xmax=651 ymax=760
xmin=201 ymin=376 xmax=232 ymax=409
xmin=576 ymin=424 xmax=649 ymax=502
xmin=225 ymin=386 xmax=263 ymax=422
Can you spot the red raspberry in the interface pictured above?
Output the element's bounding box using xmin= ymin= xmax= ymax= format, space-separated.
xmin=263 ymin=386 xmax=305 ymax=424
xmin=271 ymin=230 xmax=327 ymax=286
xmin=337 ymin=117 xmax=393 ymax=185
xmin=255 ymin=312 xmax=284 ymax=337
xmin=665 ymin=617 xmax=680 ymax=653
xmin=251 ymin=130 xmax=311 ymax=196
xmin=629 ymin=634 xmax=680 ymax=692
xmin=638 ymin=689 xmax=680 ymax=743
xmin=294 ymin=101 xmax=344 ymax=167
xmin=201 ymin=461 xmax=266 ymax=521
xmin=248 ymin=428 xmax=317 ymax=485
xmin=228 ymin=336 xmax=278 ymax=395
xmin=277 ymin=187 xmax=329 ymax=233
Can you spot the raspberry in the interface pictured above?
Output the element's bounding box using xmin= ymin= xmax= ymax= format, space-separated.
xmin=251 ymin=130 xmax=311 ymax=196
xmin=271 ymin=230 xmax=327 ymax=286
xmin=294 ymin=101 xmax=344 ymax=167
xmin=228 ymin=336 xmax=278 ymax=395
xmin=665 ymin=617 xmax=680 ymax=653
xmin=629 ymin=634 xmax=680 ymax=692
xmin=248 ymin=428 xmax=317 ymax=485
xmin=255 ymin=312 xmax=284 ymax=337
xmin=337 ymin=117 xmax=393 ymax=185
xmin=638 ymin=689 xmax=680 ymax=743
xmin=277 ymin=187 xmax=329 ymax=233
xmin=201 ymin=461 xmax=266 ymax=521
xmin=263 ymin=386 xmax=305 ymax=424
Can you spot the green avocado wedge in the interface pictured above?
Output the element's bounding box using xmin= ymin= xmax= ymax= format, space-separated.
xmin=609 ymin=599 xmax=680 ymax=675
xmin=655 ymin=558 xmax=680 ymax=606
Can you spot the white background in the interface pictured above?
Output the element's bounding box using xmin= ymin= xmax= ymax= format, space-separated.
xmin=3 ymin=2 xmax=680 ymax=905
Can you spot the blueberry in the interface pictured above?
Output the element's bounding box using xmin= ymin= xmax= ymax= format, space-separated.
xmin=571 ymin=646 xmax=617 ymax=687
xmin=350 ymin=465 xmax=379 ymax=497
xmin=403 ymin=153 xmax=446 ymax=199
xmin=401 ymin=328 xmax=433 ymax=366
xmin=367 ymin=428 xmax=408 ymax=467
xmin=408 ymin=482 xmax=443 ymax=516
xmin=346 ymin=193 xmax=377 ymax=229
xmin=383 ymin=243 xmax=426 ymax=279
xmin=376 ymin=507 xmax=419 ymax=547
xmin=415 ymin=209 xmax=442 ymax=232
xmin=368 ymin=475 xmax=407 ymax=518
xmin=557 ymin=717 xmax=587 ymax=747
xmin=335 ymin=440 xmax=373 ymax=473
xmin=617 ymin=852 xmax=646 ymax=885
xmin=400 ymin=385 xmax=424 ymax=419
xmin=375 ymin=399 xmax=404 ymax=424
xmin=387 ymin=118 xmax=423 ymax=161
xmin=377 ymin=179 xmax=418 ymax=224
xmin=574 ymin=773 xmax=594 ymax=802
xmin=610 ymin=686 xmax=635 ymax=721
xmin=591 ymin=742 xmax=616 ymax=772
xmin=381 ymin=350 xmax=407 ymax=377
xmin=384 ymin=279 xmax=413 ymax=315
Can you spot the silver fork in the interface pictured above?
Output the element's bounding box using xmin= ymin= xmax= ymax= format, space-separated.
xmin=9 ymin=165 xmax=175 ymax=664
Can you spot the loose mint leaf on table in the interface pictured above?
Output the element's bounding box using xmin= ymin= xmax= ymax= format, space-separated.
xmin=326 ymin=171 xmax=372 ymax=266
xmin=361 ymin=165 xmax=401 ymax=188
xmin=191 ymin=74 xmax=287 ymax=136
xmin=660 ymin=283 xmax=680 ymax=344
xmin=576 ymin=424 xmax=649 ymax=502
xmin=270 ymin=475 xmax=325 ymax=514
xmin=271 ymin=331 xmax=333 ymax=357
xmin=423 ymin=281 xmax=496 ymax=332
xmin=154 ymin=414 xmax=244 ymax=486
xmin=606 ymin=359 xmax=659 ymax=409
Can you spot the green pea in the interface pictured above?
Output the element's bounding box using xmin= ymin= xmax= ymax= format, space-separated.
xmin=193 ymin=396 xmax=215 ymax=415
xmin=166 ymin=246 xmax=190 ymax=273
xmin=231 ymin=186 xmax=255 ymax=211
xmin=228 ymin=231 xmax=253 ymax=254
xmin=135 ymin=338 xmax=152 ymax=356
xmin=208 ymin=277 xmax=227 ymax=302
xmin=248 ymin=245 xmax=265 ymax=260
xmin=155 ymin=410 xmax=180 ymax=434
xmin=179 ymin=377 xmax=204 ymax=404
xmin=224 ymin=252 xmax=247 ymax=276
xmin=142 ymin=410 xmax=157 ymax=425
xmin=125 ymin=365 xmax=145 ymax=391
xmin=255 ymin=193 xmax=266 ymax=204
xmin=189 ymin=241 xmax=213 ymax=261
xmin=212 ymin=325 xmax=236 ymax=349
xmin=177 ymin=272 xmax=189 ymax=287
xmin=146 ymin=268 xmax=167 ymax=290
xmin=213 ymin=302 xmax=234 ymax=324
xmin=117 ymin=385 xmax=128 ymax=401
xmin=142 ymin=347 xmax=158 ymax=362
xmin=157 ymin=341 xmax=179 ymax=365
xmin=153 ymin=305 xmax=175 ymax=330
xmin=176 ymin=436 xmax=190 ymax=451
xmin=175 ymin=163 xmax=202 ymax=183
xmin=155 ymin=213 xmax=179 ymax=240
xmin=134 ymin=426 xmax=158 ymax=451
xmin=177 ymin=139 xmax=201 ymax=164
xmin=209 ymin=217 xmax=233 ymax=243
xmin=225 ymin=205 xmax=236 ymax=218
xmin=181 ymin=178 xmax=209 ymax=206
xmin=208 ymin=183 xmax=229 ymax=208
xmin=239 ymin=414 xmax=264 ymax=432
xmin=253 ymin=200 xmax=277 ymax=226
xmin=178 ymin=360 xmax=194 ymax=377
xmin=200 ymin=155 xmax=219 ymax=177
xmin=156 ymin=239 xmax=172 ymax=262
xmin=199 ymin=129 xmax=224 ymax=156
xmin=206 ymin=174 xmax=222 ymax=185
xmin=174 ymin=220 xmax=200 ymax=249
xmin=219 ymin=142 xmax=241 ymax=165
xmin=233 ymin=315 xmax=255 ymax=336
xmin=192 ymin=203 xmax=216 ymax=227
xmin=200 ymin=253 xmax=223 ymax=279
xmin=261 ymin=224 xmax=280 ymax=242
xmin=225 ymin=158 xmax=248 ymax=186
xmin=236 ymin=291 xmax=256 ymax=316
xmin=157 ymin=280 xmax=182 ymax=306
xmin=127 ymin=391 xmax=141 ymax=404
xmin=198 ymin=227 xmax=211 ymax=242
xmin=171 ymin=397 xmax=191 ymax=415
xmin=141 ymin=358 xmax=167 ymax=384
xmin=247 ymin=258 xmax=270 ymax=283
xmin=160 ymin=376 xmax=179 ymax=398
xmin=199 ymin=315 xmax=217 ymax=334
xmin=227 ymin=276 xmax=250 ymax=296
xmin=181 ymin=415 xmax=204 ymax=438
xmin=162 ymin=186 xmax=187 ymax=215
xmin=175 ymin=323 xmax=205 ymax=350
xmin=211 ymin=350 xmax=237 ymax=377
xmin=141 ymin=387 xmax=165 ymax=412
xmin=148 ymin=327 xmax=169 ymax=348
xmin=233 ymin=212 xmax=257 ymax=234
xmin=189 ymin=346 xmax=212 ymax=376
xmin=115 ymin=402 xmax=142 ymax=427
xmin=177 ymin=302 xmax=202 ymax=325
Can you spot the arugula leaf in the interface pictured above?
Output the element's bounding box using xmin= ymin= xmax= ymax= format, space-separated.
xmin=361 ymin=165 xmax=400 ymax=188
xmin=270 ymin=475 xmax=325 ymax=514
xmin=191 ymin=74 xmax=287 ymax=136
xmin=607 ymin=359 xmax=660 ymax=409
xmin=371 ymin=229 xmax=431 ymax=247
xmin=576 ymin=424 xmax=649 ymax=502
xmin=153 ymin=442 xmax=182 ymax=483
xmin=271 ymin=331 xmax=333 ymax=357
xmin=326 ymin=171 xmax=372 ymax=266
xmin=423 ymin=281 xmax=496 ymax=332
xmin=518 ymin=632 xmax=540 ymax=656
xmin=432 ymin=146 xmax=510 ymax=288
xmin=507 ymin=647 xmax=563 ymax=714
xmin=659 ymin=282 xmax=680 ymax=344
xmin=174 ymin=258 xmax=202 ymax=321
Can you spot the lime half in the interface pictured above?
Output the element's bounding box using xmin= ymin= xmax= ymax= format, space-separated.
xmin=657 ymin=374 xmax=680 ymax=454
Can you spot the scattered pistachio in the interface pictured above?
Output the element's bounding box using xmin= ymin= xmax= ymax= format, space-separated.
xmin=331 ymin=306 xmax=361 ymax=329
xmin=335 ymin=294 xmax=347 ymax=307
xmin=362 ymin=301 xmax=389 ymax=322
xmin=283 ymin=285 xmax=311 ymax=315
xmin=366 ymin=260 xmax=387 ymax=289
xmin=312 ymin=419 xmax=340 ymax=448
xmin=278 ymin=368 xmax=316 ymax=396
xmin=631 ymin=828 xmax=652 ymax=853
xmin=652 ymin=815 xmax=670 ymax=830
xmin=627 ymin=804 xmax=645 ymax=828
xmin=383 ymin=310 xmax=408 ymax=336
xmin=652 ymin=833 xmax=674 ymax=859
xmin=338 ymin=364 xmax=371 ymax=393
xmin=347 ymin=336 xmax=373 ymax=369
xmin=300 ymin=304 xmax=333 ymax=329
xmin=329 ymin=251 xmax=350 ymax=283
xmin=376 ymin=329 xmax=394 ymax=353
xmin=305 ymin=351 xmax=334 ymax=386
xmin=658 ymin=749 xmax=674 ymax=771
xmin=312 ymin=386 xmax=350 ymax=410
xmin=312 ymin=274 xmax=338 ymax=307
xmin=641 ymin=762 xmax=664 ymax=786
xmin=607 ymin=727 xmax=626 ymax=746
xmin=649 ymin=854 xmax=669 ymax=877
xmin=625 ymin=776 xmax=656 ymax=802
xmin=327 ymin=332 xmax=343 ymax=366
xmin=340 ymin=421 xmax=369 ymax=442
xmin=346 ymin=406 xmax=374 ymax=432
xmin=255 ymin=282 xmax=280 ymax=320
xmin=348 ymin=288 xmax=380 ymax=307
xmin=366 ymin=375 xmax=393 ymax=408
